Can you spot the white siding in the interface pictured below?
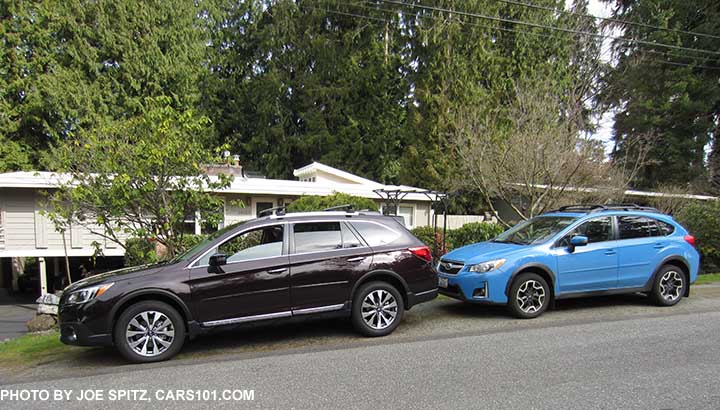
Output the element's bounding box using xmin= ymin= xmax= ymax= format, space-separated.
xmin=0 ymin=204 xmax=5 ymax=249
xmin=223 ymin=194 xmax=253 ymax=225
xmin=4 ymin=190 xmax=38 ymax=251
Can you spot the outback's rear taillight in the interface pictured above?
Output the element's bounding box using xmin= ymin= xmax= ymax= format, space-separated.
xmin=684 ymin=235 xmax=696 ymax=247
xmin=408 ymin=246 xmax=432 ymax=262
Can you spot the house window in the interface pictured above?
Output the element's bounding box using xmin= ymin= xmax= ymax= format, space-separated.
xmin=381 ymin=205 xmax=415 ymax=228
xmin=256 ymin=202 xmax=274 ymax=217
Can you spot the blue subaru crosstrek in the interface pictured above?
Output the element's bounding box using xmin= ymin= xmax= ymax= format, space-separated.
xmin=437 ymin=205 xmax=700 ymax=318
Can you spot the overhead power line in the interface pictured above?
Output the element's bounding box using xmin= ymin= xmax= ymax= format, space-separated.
xmin=306 ymin=3 xmax=720 ymax=71
xmin=376 ymin=0 xmax=720 ymax=57
xmin=491 ymin=0 xmax=720 ymax=41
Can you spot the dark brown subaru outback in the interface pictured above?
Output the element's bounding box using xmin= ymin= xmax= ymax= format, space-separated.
xmin=59 ymin=210 xmax=437 ymax=362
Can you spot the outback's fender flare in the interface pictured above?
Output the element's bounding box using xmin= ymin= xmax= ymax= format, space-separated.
xmin=350 ymin=269 xmax=411 ymax=299
xmin=108 ymin=288 xmax=193 ymax=333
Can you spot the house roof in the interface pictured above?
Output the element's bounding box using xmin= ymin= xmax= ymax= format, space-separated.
xmin=0 ymin=163 xmax=434 ymax=202
xmin=293 ymin=162 xmax=382 ymax=186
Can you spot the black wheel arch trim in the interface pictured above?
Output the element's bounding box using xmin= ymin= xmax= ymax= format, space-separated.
xmin=108 ymin=288 xmax=193 ymax=334
xmin=351 ymin=269 xmax=411 ymax=300
xmin=504 ymin=263 xmax=556 ymax=297
xmin=645 ymin=255 xmax=692 ymax=294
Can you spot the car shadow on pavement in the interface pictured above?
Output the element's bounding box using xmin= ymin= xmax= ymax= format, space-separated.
xmin=434 ymin=292 xmax=653 ymax=318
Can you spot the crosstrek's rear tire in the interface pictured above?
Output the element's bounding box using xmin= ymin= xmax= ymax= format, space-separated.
xmin=508 ymin=273 xmax=550 ymax=319
xmin=114 ymin=300 xmax=185 ymax=363
xmin=651 ymin=264 xmax=686 ymax=307
xmin=352 ymin=281 xmax=404 ymax=337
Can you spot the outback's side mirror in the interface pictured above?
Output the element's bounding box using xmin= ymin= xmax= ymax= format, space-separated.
xmin=209 ymin=253 xmax=227 ymax=268
xmin=568 ymin=235 xmax=589 ymax=253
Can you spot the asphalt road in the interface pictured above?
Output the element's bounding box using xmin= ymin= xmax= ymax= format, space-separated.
xmin=2 ymin=289 xmax=720 ymax=410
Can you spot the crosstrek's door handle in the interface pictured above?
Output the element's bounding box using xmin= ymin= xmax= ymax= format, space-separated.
xmin=267 ymin=268 xmax=287 ymax=274
xmin=346 ymin=256 xmax=365 ymax=262
xmin=604 ymin=250 xmax=617 ymax=256
xmin=654 ymin=243 xmax=664 ymax=249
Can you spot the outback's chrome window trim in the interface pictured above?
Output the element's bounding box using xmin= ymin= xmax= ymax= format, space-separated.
xmin=186 ymin=222 xmax=288 ymax=269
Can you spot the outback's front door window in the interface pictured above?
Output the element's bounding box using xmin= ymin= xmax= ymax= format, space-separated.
xmin=197 ymin=225 xmax=284 ymax=266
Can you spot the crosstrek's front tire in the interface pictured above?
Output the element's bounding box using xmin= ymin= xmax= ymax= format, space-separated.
xmin=114 ymin=301 xmax=185 ymax=363
xmin=508 ymin=273 xmax=550 ymax=319
xmin=352 ymin=281 xmax=404 ymax=337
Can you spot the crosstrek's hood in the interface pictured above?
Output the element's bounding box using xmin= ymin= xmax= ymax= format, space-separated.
xmin=442 ymin=241 xmax=528 ymax=266
xmin=62 ymin=263 xmax=173 ymax=293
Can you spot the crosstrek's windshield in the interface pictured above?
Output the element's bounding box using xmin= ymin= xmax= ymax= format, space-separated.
xmin=170 ymin=222 xmax=245 ymax=263
xmin=493 ymin=216 xmax=578 ymax=245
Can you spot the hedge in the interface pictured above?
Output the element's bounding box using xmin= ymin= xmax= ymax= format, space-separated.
xmin=287 ymin=193 xmax=378 ymax=212
xmin=676 ymin=200 xmax=720 ymax=273
xmin=411 ymin=222 xmax=504 ymax=256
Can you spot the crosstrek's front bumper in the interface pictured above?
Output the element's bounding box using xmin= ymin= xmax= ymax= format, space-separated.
xmin=437 ymin=267 xmax=512 ymax=305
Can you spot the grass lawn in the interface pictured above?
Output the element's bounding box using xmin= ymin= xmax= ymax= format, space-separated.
xmin=0 ymin=331 xmax=73 ymax=367
xmin=696 ymin=273 xmax=720 ymax=285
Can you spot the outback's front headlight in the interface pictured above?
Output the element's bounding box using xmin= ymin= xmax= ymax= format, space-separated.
xmin=467 ymin=259 xmax=506 ymax=273
xmin=65 ymin=283 xmax=114 ymax=305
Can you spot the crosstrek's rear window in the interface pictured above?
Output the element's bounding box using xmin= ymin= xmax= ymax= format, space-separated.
xmin=351 ymin=221 xmax=404 ymax=247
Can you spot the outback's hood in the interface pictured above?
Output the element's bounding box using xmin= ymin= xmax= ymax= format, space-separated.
xmin=63 ymin=262 xmax=172 ymax=293
xmin=442 ymin=241 xmax=528 ymax=265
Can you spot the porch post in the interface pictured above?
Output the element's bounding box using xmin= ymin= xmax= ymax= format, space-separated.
xmin=39 ymin=257 xmax=48 ymax=295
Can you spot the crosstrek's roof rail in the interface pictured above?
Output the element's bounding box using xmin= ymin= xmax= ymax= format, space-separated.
xmin=551 ymin=204 xmax=662 ymax=214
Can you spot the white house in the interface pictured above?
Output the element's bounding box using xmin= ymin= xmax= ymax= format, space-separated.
xmin=0 ymin=162 xmax=446 ymax=295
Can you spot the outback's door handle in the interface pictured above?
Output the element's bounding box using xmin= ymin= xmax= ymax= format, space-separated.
xmin=347 ymin=256 xmax=365 ymax=262
xmin=267 ymin=268 xmax=287 ymax=274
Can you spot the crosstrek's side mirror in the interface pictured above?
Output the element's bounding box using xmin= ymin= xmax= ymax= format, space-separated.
xmin=568 ymin=235 xmax=589 ymax=253
xmin=209 ymin=253 xmax=227 ymax=267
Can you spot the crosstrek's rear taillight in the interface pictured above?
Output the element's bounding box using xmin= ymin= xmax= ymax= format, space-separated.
xmin=684 ymin=235 xmax=696 ymax=247
xmin=408 ymin=246 xmax=432 ymax=262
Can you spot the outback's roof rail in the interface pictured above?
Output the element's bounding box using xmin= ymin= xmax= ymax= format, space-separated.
xmin=324 ymin=204 xmax=355 ymax=212
xmin=258 ymin=206 xmax=286 ymax=217
xmin=550 ymin=203 xmax=661 ymax=214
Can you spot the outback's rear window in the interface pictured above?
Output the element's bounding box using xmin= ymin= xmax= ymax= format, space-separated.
xmin=351 ymin=221 xmax=403 ymax=247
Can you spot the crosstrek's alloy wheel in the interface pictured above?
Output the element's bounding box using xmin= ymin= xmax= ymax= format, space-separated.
xmin=352 ymin=281 xmax=404 ymax=337
xmin=508 ymin=273 xmax=550 ymax=319
xmin=114 ymin=301 xmax=185 ymax=363
xmin=651 ymin=265 xmax=686 ymax=307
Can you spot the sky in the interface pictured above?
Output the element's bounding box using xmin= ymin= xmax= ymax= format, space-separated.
xmin=584 ymin=0 xmax=617 ymax=157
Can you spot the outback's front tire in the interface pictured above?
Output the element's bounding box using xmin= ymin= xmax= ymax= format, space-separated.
xmin=114 ymin=301 xmax=185 ymax=363
xmin=651 ymin=265 xmax=686 ymax=307
xmin=352 ymin=281 xmax=404 ymax=337
xmin=508 ymin=273 xmax=550 ymax=319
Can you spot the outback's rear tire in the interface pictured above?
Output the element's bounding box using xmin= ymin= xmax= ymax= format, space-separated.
xmin=114 ymin=300 xmax=185 ymax=363
xmin=508 ymin=273 xmax=550 ymax=319
xmin=651 ymin=265 xmax=686 ymax=307
xmin=352 ymin=281 xmax=404 ymax=337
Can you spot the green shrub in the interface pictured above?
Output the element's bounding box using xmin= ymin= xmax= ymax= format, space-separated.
xmin=179 ymin=234 xmax=208 ymax=251
xmin=411 ymin=222 xmax=503 ymax=257
xmin=447 ymin=222 xmax=504 ymax=249
xmin=676 ymin=200 xmax=720 ymax=272
xmin=124 ymin=238 xmax=158 ymax=267
xmin=287 ymin=193 xmax=378 ymax=212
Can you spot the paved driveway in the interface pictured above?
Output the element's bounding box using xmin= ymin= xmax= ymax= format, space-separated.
xmin=0 ymin=295 xmax=36 ymax=341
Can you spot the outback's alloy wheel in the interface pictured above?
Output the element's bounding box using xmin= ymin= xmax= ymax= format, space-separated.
xmin=352 ymin=281 xmax=404 ymax=336
xmin=114 ymin=301 xmax=185 ymax=363
xmin=651 ymin=265 xmax=686 ymax=306
xmin=508 ymin=273 xmax=550 ymax=319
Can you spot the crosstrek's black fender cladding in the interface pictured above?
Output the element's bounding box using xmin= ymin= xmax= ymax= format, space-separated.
xmin=503 ymin=262 xmax=556 ymax=296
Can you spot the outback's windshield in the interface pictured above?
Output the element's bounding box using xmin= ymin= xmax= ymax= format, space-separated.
xmin=170 ymin=222 xmax=245 ymax=263
xmin=493 ymin=216 xmax=578 ymax=245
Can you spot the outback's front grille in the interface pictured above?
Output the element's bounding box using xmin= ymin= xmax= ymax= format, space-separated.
xmin=438 ymin=259 xmax=464 ymax=275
